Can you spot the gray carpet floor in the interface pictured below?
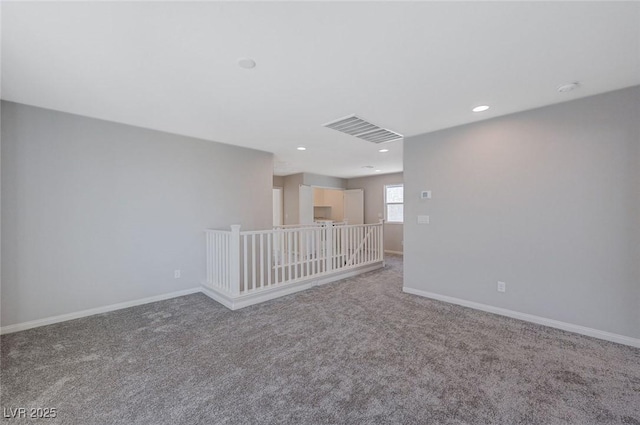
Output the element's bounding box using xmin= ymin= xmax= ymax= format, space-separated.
xmin=1 ymin=255 xmax=639 ymax=425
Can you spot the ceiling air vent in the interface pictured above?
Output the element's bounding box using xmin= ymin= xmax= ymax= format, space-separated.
xmin=323 ymin=115 xmax=403 ymax=144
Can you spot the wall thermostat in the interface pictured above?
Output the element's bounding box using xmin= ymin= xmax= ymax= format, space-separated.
xmin=420 ymin=191 xmax=432 ymax=199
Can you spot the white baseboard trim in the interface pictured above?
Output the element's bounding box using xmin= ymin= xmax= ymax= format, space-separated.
xmin=202 ymin=262 xmax=384 ymax=311
xmin=202 ymin=280 xmax=316 ymax=311
xmin=0 ymin=288 xmax=202 ymax=335
xmin=402 ymin=287 xmax=640 ymax=348
xmin=0 ymin=263 xmax=386 ymax=335
xmin=384 ymin=250 xmax=404 ymax=255
xmin=199 ymin=286 xmax=236 ymax=310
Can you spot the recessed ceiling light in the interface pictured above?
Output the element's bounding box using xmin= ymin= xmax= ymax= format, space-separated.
xmin=238 ymin=58 xmax=256 ymax=69
xmin=297 ymin=146 xmax=306 ymax=151
xmin=472 ymin=105 xmax=490 ymax=112
xmin=375 ymin=169 xmax=382 ymax=173
xmin=378 ymin=149 xmax=389 ymax=153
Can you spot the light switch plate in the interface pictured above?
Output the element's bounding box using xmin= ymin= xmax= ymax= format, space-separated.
xmin=421 ymin=191 xmax=432 ymax=199
xmin=417 ymin=215 xmax=430 ymax=224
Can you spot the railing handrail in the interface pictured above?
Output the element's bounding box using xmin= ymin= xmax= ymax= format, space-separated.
xmin=273 ymin=223 xmax=324 ymax=229
xmin=208 ymin=221 xmax=381 ymax=236
xmin=273 ymin=221 xmax=349 ymax=229
xmin=242 ymin=222 xmax=380 ymax=236
xmin=205 ymin=228 xmax=232 ymax=234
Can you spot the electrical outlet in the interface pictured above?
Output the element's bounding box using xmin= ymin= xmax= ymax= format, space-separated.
xmin=174 ymin=270 xmax=181 ymax=279
xmin=497 ymin=281 xmax=506 ymax=293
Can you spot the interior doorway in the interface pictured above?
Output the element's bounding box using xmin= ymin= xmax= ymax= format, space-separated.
xmin=273 ymin=187 xmax=283 ymax=226
xmin=343 ymin=189 xmax=364 ymax=225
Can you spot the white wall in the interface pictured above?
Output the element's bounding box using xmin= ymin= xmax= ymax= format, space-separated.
xmin=1 ymin=102 xmax=273 ymax=327
xmin=404 ymin=86 xmax=640 ymax=339
xmin=347 ymin=172 xmax=403 ymax=253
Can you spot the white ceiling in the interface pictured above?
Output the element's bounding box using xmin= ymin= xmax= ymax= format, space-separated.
xmin=2 ymin=2 xmax=639 ymax=178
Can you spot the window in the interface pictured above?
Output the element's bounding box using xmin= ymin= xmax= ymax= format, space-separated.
xmin=385 ymin=184 xmax=403 ymax=223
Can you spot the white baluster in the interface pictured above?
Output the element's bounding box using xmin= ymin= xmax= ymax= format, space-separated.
xmin=229 ymin=225 xmax=241 ymax=296
xmin=378 ymin=219 xmax=385 ymax=266
xmin=260 ymin=233 xmax=264 ymax=289
xmin=325 ymin=222 xmax=333 ymax=273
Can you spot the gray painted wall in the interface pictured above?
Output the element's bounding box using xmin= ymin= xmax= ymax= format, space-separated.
xmin=347 ymin=172 xmax=404 ymax=253
xmin=273 ymin=175 xmax=284 ymax=188
xmin=303 ymin=173 xmax=347 ymax=190
xmin=283 ymin=173 xmax=304 ymax=225
xmin=404 ymin=86 xmax=640 ymax=339
xmin=1 ymin=102 xmax=273 ymax=326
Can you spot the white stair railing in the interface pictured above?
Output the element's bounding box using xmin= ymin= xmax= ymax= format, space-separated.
xmin=205 ymin=221 xmax=384 ymax=297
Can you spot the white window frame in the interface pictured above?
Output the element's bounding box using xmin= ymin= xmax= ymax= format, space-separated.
xmin=384 ymin=184 xmax=404 ymax=224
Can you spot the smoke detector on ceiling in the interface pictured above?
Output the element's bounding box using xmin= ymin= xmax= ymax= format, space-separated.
xmin=557 ymin=82 xmax=580 ymax=93
xmin=238 ymin=58 xmax=256 ymax=69
xmin=323 ymin=115 xmax=403 ymax=144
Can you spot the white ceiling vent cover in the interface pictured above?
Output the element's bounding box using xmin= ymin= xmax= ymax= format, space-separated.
xmin=323 ymin=115 xmax=403 ymax=144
